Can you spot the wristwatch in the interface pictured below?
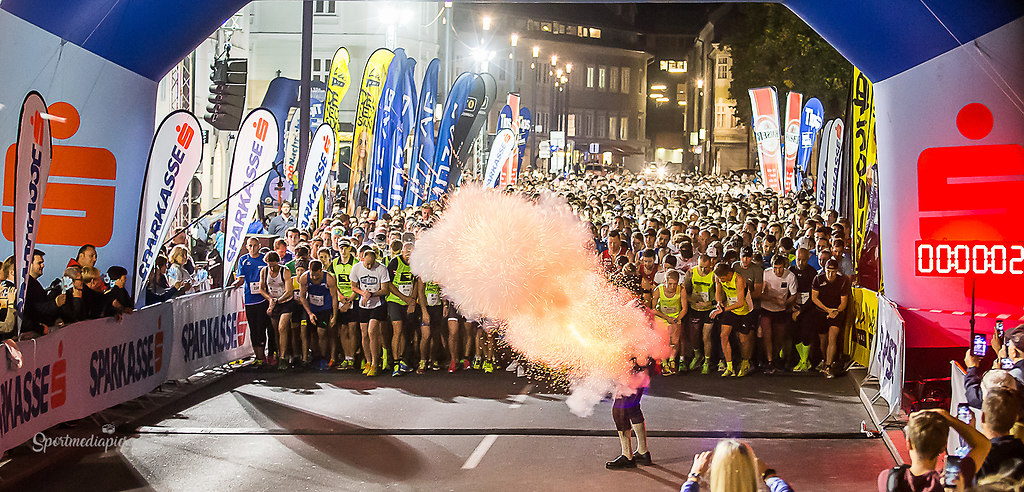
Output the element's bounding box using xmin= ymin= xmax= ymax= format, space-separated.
xmin=761 ymin=468 xmax=777 ymax=482
xmin=687 ymin=472 xmax=702 ymax=481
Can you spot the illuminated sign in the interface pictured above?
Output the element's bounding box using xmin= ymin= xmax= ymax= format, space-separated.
xmin=915 ymin=240 xmax=1024 ymax=277
xmin=659 ymin=60 xmax=686 ymax=73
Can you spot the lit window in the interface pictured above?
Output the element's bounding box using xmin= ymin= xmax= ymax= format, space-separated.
xmin=621 ymin=68 xmax=630 ymax=94
xmin=541 ymin=22 xmax=552 ymax=32
xmin=609 ymin=66 xmax=619 ymax=92
xmin=620 ymin=116 xmax=628 ymax=141
xmin=586 ymin=66 xmax=594 ymax=88
xmin=590 ymin=28 xmax=601 ymax=38
xmin=598 ymin=66 xmax=606 ymax=90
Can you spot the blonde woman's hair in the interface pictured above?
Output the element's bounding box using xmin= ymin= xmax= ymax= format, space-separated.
xmin=709 ymin=439 xmax=759 ymax=492
xmin=170 ymin=245 xmax=189 ymax=264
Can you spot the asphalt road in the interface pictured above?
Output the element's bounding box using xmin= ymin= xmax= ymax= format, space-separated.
xmin=16 ymin=368 xmax=895 ymax=491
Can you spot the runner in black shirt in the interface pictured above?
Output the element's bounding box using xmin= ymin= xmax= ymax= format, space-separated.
xmin=790 ymin=248 xmax=818 ymax=371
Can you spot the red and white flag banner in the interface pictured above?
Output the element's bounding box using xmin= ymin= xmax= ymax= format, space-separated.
xmin=748 ymin=87 xmax=783 ymax=193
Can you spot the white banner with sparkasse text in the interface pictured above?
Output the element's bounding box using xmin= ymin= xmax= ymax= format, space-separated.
xmin=297 ymin=124 xmax=335 ymax=230
xmin=869 ymin=296 xmax=904 ymax=417
xmin=133 ymin=111 xmax=204 ymax=307
xmin=222 ymin=108 xmax=279 ymax=286
xmin=0 ymin=303 xmax=171 ymax=453
xmin=167 ymin=287 xmax=251 ymax=379
xmin=13 ymin=91 xmax=52 ymax=319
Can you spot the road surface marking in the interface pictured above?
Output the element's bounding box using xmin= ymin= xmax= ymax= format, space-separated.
xmin=509 ymin=384 xmax=533 ymax=408
xmin=461 ymin=434 xmax=498 ymax=469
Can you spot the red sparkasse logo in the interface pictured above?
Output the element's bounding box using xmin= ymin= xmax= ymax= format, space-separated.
xmin=3 ymin=102 xmax=116 ymax=246
xmin=254 ymin=118 xmax=269 ymax=142
xmin=176 ymin=122 xmax=195 ymax=149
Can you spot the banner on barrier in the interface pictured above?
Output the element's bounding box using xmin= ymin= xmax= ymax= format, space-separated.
xmin=870 ymin=296 xmax=904 ymax=416
xmin=0 ymin=303 xmax=172 ymax=453
xmin=844 ymin=288 xmax=878 ymax=367
xmin=168 ymin=287 xmax=251 ymax=379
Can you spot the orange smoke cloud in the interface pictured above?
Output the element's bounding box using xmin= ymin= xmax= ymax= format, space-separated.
xmin=410 ymin=186 xmax=669 ymax=415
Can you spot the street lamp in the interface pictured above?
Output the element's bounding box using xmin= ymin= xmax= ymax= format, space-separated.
xmin=551 ymin=54 xmax=558 ymax=66
xmin=565 ymin=63 xmax=572 ymax=74
xmin=482 ymin=15 xmax=491 ymax=31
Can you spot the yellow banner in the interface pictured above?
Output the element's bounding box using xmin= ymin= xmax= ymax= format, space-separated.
xmin=850 ymin=67 xmax=876 ymax=272
xmin=347 ymin=48 xmax=394 ymax=214
xmin=322 ymin=47 xmax=350 ymax=223
xmin=844 ymin=287 xmax=878 ymax=367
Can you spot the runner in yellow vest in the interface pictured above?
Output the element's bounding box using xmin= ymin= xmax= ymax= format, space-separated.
xmin=685 ymin=255 xmax=717 ymax=374
xmin=651 ymin=270 xmax=686 ymax=376
xmin=417 ymin=278 xmax=444 ymax=373
xmin=386 ymin=242 xmax=418 ymax=376
xmin=330 ymin=238 xmax=359 ymax=370
xmin=711 ymin=262 xmax=752 ymax=377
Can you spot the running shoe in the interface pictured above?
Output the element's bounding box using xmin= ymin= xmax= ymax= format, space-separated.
xmin=448 ymin=361 xmax=458 ymax=373
xmin=431 ymin=361 xmax=441 ymax=371
xmin=506 ymin=360 xmax=520 ymax=372
xmin=721 ymin=362 xmax=735 ymax=377
xmin=483 ymin=360 xmax=494 ymax=373
xmin=461 ymin=359 xmax=472 ymax=370
xmin=824 ymin=364 xmax=836 ymax=379
xmin=701 ymin=360 xmax=710 ymax=375
xmin=660 ymin=361 xmax=675 ymax=376
xmin=815 ymin=361 xmax=827 ymax=372
xmin=793 ymin=360 xmax=811 ymax=372
xmin=472 ymin=358 xmax=483 ymax=370
xmin=737 ymin=360 xmax=751 ymax=377
xmin=328 ymin=358 xmax=338 ymax=370
xmin=689 ymin=355 xmax=703 ymax=371
xmin=366 ymin=366 xmax=378 ymax=377
xmin=277 ymin=358 xmax=289 ymax=371
xmin=317 ymin=359 xmax=329 ymax=371
xmin=250 ymin=358 xmax=263 ymax=370
xmin=417 ymin=360 xmax=427 ymax=374
xmin=399 ymin=361 xmax=413 ymax=373
xmin=718 ymin=361 xmax=726 ymax=372
xmin=339 ymin=359 xmax=353 ymax=370
xmin=764 ymin=364 xmax=776 ymax=376
xmin=267 ymin=354 xmax=277 ymax=367
xmin=392 ymin=364 xmax=402 ymax=377
xmin=360 ymin=359 xmax=367 ymax=371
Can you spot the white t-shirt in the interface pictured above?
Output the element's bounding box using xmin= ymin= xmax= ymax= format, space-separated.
xmin=761 ymin=268 xmax=797 ymax=312
xmin=350 ymin=262 xmax=391 ymax=309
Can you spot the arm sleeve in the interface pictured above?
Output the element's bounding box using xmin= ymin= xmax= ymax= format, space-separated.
xmin=766 ymin=476 xmax=793 ymax=492
xmin=964 ymin=366 xmax=984 ymax=408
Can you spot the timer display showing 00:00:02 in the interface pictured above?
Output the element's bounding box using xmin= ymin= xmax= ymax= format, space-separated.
xmin=915 ymin=241 xmax=1024 ymax=276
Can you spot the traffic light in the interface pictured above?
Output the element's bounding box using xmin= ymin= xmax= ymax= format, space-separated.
xmin=205 ymin=58 xmax=247 ymax=131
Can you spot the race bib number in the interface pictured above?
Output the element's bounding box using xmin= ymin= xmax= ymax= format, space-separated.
xmin=249 ymin=281 xmax=260 ymax=293
xmin=799 ymin=292 xmax=810 ymax=304
xmin=427 ymin=292 xmax=440 ymax=306
xmin=310 ymin=294 xmax=325 ymax=307
xmin=662 ymin=306 xmax=678 ymax=315
xmin=699 ymin=292 xmax=710 ymax=302
xmin=727 ymin=296 xmax=738 ymax=306
xmin=398 ymin=284 xmax=413 ymax=296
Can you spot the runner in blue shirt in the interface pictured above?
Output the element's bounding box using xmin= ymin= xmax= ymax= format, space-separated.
xmin=235 ymin=237 xmax=272 ymax=368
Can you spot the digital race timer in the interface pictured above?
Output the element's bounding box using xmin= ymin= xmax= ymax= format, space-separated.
xmin=916 ymin=241 xmax=1024 ymax=277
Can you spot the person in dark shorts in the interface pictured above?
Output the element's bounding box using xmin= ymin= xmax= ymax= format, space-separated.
xmin=790 ymin=248 xmax=818 ymax=371
xmin=810 ymin=258 xmax=850 ymax=378
xmin=602 ymin=360 xmax=651 ymax=469
xmin=259 ymin=251 xmax=294 ymax=370
xmin=329 ymin=238 xmax=359 ymax=370
xmin=236 ymin=237 xmax=270 ymax=367
xmin=685 ymin=255 xmax=716 ymax=374
xmin=350 ymin=246 xmax=391 ymax=376
xmin=298 ymin=259 xmax=339 ymax=371
xmin=417 ymin=278 xmax=444 ymax=373
xmin=710 ymin=262 xmax=751 ymax=377
xmin=385 ymin=242 xmax=418 ymax=376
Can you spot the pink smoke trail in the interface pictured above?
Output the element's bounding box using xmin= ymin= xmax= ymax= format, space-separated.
xmin=410 ymin=185 xmax=669 ymax=416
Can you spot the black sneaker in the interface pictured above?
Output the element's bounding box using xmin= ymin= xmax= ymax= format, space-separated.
xmin=605 ymin=455 xmax=636 ymax=469
xmin=633 ymin=451 xmax=652 ymax=466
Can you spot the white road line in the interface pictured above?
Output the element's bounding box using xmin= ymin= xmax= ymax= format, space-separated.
xmin=509 ymin=384 xmax=533 ymax=409
xmin=461 ymin=434 xmax=498 ymax=469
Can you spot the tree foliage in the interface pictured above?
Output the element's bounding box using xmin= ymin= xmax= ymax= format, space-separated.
xmin=720 ymin=3 xmax=852 ymax=125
